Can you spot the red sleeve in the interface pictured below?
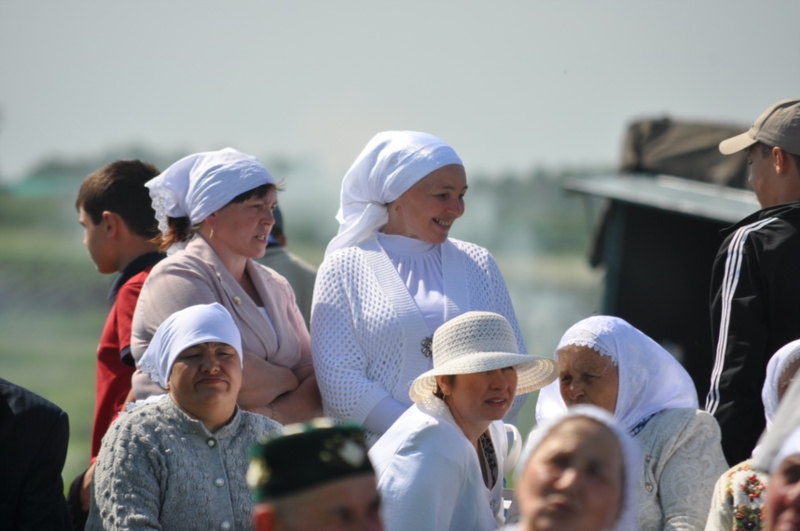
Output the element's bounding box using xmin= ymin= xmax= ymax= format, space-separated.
xmin=114 ymin=271 xmax=148 ymax=364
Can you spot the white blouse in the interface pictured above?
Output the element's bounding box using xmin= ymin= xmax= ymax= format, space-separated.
xmin=377 ymin=233 xmax=445 ymax=335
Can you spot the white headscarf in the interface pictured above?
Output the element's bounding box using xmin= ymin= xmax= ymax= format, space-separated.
xmin=138 ymin=303 xmax=243 ymax=388
xmin=536 ymin=316 xmax=698 ymax=433
xmin=770 ymin=425 xmax=800 ymax=474
xmin=518 ymin=405 xmax=640 ymax=531
xmin=146 ymin=147 xmax=275 ymax=237
xmin=763 ymin=339 xmax=800 ymax=430
xmin=324 ymin=131 xmax=463 ymax=256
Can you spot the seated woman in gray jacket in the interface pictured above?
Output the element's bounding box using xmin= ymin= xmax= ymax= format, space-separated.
xmin=87 ymin=303 xmax=281 ymax=531
xmin=536 ymin=316 xmax=728 ymax=531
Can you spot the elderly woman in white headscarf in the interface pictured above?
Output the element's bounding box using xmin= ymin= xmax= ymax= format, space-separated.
xmin=536 ymin=315 xmax=728 ymax=531
xmin=131 ymin=148 xmax=321 ymax=423
xmin=508 ymin=405 xmax=641 ymax=531
xmin=87 ymin=303 xmax=282 ymax=531
xmin=705 ymin=339 xmax=800 ymax=531
xmin=312 ymin=131 xmax=528 ymax=445
xmin=369 ymin=311 xmax=559 ymax=531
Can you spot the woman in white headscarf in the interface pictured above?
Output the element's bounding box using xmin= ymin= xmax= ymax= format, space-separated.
xmin=509 ymin=405 xmax=641 ymax=531
xmin=536 ymin=315 xmax=728 ymax=531
xmin=705 ymin=339 xmax=800 ymax=531
xmin=131 ymin=148 xmax=321 ymax=423
xmin=312 ymin=131 xmax=528 ymax=445
xmin=88 ymin=303 xmax=282 ymax=531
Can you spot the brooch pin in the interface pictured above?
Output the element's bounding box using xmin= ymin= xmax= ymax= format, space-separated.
xmin=421 ymin=336 xmax=433 ymax=358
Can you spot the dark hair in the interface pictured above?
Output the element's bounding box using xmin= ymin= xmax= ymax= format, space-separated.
xmin=157 ymin=182 xmax=282 ymax=252
xmin=433 ymin=375 xmax=456 ymax=399
xmin=758 ymin=143 xmax=800 ymax=172
xmin=76 ymin=160 xmax=160 ymax=238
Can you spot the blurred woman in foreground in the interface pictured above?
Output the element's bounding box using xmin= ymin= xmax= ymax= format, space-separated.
xmin=510 ymin=405 xmax=640 ymax=531
xmin=764 ymin=425 xmax=800 ymax=531
xmin=369 ymin=311 xmax=559 ymax=531
xmin=88 ymin=303 xmax=282 ymax=531
xmin=313 ymin=131 xmax=528 ymax=444
xmin=132 ymin=148 xmax=320 ymax=423
xmin=536 ymin=315 xmax=728 ymax=531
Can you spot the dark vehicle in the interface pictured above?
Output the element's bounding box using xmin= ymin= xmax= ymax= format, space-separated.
xmin=567 ymin=118 xmax=758 ymax=400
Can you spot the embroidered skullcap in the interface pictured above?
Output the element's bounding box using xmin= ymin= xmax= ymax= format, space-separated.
xmin=769 ymin=425 xmax=800 ymax=474
xmin=763 ymin=339 xmax=800 ymax=430
xmin=536 ymin=316 xmax=697 ymax=433
xmin=138 ymin=303 xmax=243 ymax=388
xmin=325 ymin=131 xmax=462 ymax=256
xmin=518 ymin=405 xmax=640 ymax=531
xmin=146 ymin=147 xmax=275 ymax=238
xmin=247 ymin=418 xmax=374 ymax=502
xmin=409 ymin=311 xmax=559 ymax=403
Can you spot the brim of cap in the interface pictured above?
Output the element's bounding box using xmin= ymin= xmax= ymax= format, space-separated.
xmin=408 ymin=352 xmax=560 ymax=403
xmin=719 ymin=131 xmax=757 ymax=155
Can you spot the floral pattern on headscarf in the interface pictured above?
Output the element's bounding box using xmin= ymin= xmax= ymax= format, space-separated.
xmin=535 ymin=315 xmax=698 ymax=433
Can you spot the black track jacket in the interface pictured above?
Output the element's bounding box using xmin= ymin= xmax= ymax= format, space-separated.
xmin=706 ymin=201 xmax=800 ymax=465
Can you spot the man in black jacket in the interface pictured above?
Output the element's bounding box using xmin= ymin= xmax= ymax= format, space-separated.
xmin=706 ymin=98 xmax=800 ymax=465
xmin=0 ymin=378 xmax=71 ymax=530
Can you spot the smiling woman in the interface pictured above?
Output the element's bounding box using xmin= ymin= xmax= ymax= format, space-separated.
xmin=312 ymin=131 xmax=530 ymax=446
xmin=87 ymin=303 xmax=282 ymax=531
xmin=130 ymin=148 xmax=322 ymax=424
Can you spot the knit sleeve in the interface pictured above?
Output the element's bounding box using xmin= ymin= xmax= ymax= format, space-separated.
xmin=482 ymin=251 xmax=527 ymax=355
xmin=703 ymin=466 xmax=734 ymax=531
xmin=656 ymin=411 xmax=729 ymax=531
xmin=87 ymin=418 xmax=164 ymax=531
xmin=311 ymin=252 xmax=397 ymax=428
xmin=462 ymin=243 xmax=529 ymax=423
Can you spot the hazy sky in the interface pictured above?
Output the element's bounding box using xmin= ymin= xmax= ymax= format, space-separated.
xmin=1 ymin=1 xmax=799 ymax=183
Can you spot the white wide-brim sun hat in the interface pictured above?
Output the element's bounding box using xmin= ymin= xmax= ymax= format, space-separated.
xmin=409 ymin=311 xmax=560 ymax=403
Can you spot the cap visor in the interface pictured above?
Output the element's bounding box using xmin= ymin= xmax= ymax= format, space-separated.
xmin=719 ymin=132 xmax=757 ymax=155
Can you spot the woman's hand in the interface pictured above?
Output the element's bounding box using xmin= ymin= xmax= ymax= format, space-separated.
xmin=237 ymin=351 xmax=299 ymax=408
xmin=242 ymin=366 xmax=323 ymax=423
xmin=266 ymin=367 xmax=323 ymax=424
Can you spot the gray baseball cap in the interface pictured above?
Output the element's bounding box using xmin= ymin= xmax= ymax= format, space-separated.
xmin=719 ymin=98 xmax=800 ymax=156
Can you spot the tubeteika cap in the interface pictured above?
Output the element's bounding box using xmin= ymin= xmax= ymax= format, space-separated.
xmin=247 ymin=418 xmax=374 ymax=502
xmin=408 ymin=311 xmax=559 ymax=403
xmin=719 ymin=98 xmax=800 ymax=156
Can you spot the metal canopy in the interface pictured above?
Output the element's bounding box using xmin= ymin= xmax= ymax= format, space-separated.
xmin=565 ymin=174 xmax=759 ymax=224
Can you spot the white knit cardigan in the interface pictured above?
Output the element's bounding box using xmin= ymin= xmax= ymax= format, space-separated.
xmin=635 ymin=408 xmax=728 ymax=531
xmin=311 ymin=235 xmax=527 ymax=445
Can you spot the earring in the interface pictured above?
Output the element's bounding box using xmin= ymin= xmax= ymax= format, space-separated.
xmin=209 ymin=228 xmax=214 ymax=239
